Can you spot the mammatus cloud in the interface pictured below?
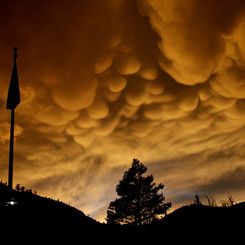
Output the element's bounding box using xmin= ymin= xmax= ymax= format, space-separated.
xmin=0 ymin=0 xmax=245 ymax=221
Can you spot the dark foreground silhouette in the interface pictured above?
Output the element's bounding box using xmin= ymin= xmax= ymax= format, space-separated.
xmin=0 ymin=183 xmax=243 ymax=243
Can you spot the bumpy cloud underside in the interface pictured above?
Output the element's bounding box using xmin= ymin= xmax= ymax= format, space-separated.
xmin=0 ymin=0 xmax=245 ymax=221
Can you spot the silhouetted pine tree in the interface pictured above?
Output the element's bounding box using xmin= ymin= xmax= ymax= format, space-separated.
xmin=106 ymin=159 xmax=171 ymax=225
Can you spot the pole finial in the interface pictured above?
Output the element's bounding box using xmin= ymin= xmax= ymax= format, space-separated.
xmin=13 ymin=47 xmax=18 ymax=59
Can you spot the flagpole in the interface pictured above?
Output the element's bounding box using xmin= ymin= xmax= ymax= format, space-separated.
xmin=8 ymin=109 xmax=15 ymax=191
xmin=6 ymin=47 xmax=20 ymax=193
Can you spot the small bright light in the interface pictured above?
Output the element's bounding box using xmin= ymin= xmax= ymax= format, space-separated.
xmin=6 ymin=199 xmax=18 ymax=206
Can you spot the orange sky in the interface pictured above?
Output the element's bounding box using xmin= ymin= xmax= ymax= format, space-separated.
xmin=0 ymin=0 xmax=245 ymax=222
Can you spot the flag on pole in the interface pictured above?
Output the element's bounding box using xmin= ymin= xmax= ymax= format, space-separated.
xmin=6 ymin=47 xmax=20 ymax=110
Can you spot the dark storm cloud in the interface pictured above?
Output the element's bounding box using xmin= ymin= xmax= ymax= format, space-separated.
xmin=195 ymin=166 xmax=245 ymax=195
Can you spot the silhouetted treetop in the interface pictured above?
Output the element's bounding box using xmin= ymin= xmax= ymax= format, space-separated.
xmin=107 ymin=159 xmax=171 ymax=225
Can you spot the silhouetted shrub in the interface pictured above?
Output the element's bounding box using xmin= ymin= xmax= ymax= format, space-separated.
xmin=15 ymin=184 xmax=21 ymax=192
xmin=15 ymin=184 xmax=36 ymax=194
xmin=221 ymin=194 xmax=236 ymax=207
xmin=193 ymin=194 xmax=202 ymax=206
xmin=205 ymin=195 xmax=217 ymax=207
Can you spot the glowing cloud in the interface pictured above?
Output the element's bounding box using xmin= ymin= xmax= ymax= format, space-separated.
xmin=0 ymin=0 xmax=245 ymax=222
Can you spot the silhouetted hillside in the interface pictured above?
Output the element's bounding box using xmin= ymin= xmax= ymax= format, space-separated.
xmin=0 ymin=182 xmax=101 ymax=242
xmin=159 ymin=202 xmax=245 ymax=227
xmin=151 ymin=202 xmax=245 ymax=242
xmin=0 ymin=182 xmax=243 ymax=243
xmin=0 ymin=182 xmax=98 ymax=226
